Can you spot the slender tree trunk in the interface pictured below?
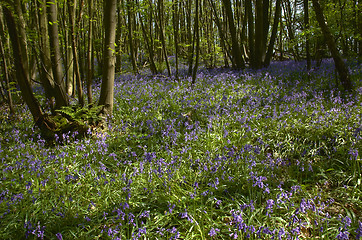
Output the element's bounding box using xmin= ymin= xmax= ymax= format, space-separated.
xmin=187 ymin=0 xmax=194 ymax=75
xmin=145 ymin=0 xmax=159 ymax=74
xmin=358 ymin=0 xmax=362 ymax=56
xmin=191 ymin=0 xmax=200 ymax=84
xmin=127 ymin=1 xmax=139 ymax=75
xmin=67 ymin=0 xmax=84 ymax=106
xmin=208 ymin=0 xmax=232 ymax=67
xmin=14 ymin=0 xmax=30 ymax=83
xmin=65 ymin=19 xmax=75 ymax=97
xmin=115 ymin=1 xmax=122 ymax=73
xmin=255 ymin=0 xmax=264 ymax=69
xmin=312 ymin=0 xmax=352 ymax=91
xmin=0 ymin=14 xmax=14 ymax=114
xmin=262 ymin=0 xmax=270 ymax=56
xmin=157 ymin=0 xmax=171 ymax=77
xmin=98 ymin=0 xmax=117 ymax=115
xmin=139 ymin=12 xmax=158 ymax=74
xmin=35 ymin=0 xmax=57 ymax=110
xmin=304 ymin=0 xmax=311 ymax=70
xmin=47 ymin=0 xmax=69 ymax=108
xmin=222 ymin=0 xmax=245 ymax=69
xmin=3 ymin=6 xmax=44 ymax=121
xmin=264 ymin=0 xmax=281 ymax=67
xmin=87 ymin=0 xmax=94 ymax=104
xmin=279 ymin=16 xmax=284 ymax=60
xmin=283 ymin=0 xmax=300 ymax=61
xmin=173 ymin=0 xmax=179 ymax=79
xmin=246 ymin=0 xmax=255 ymax=68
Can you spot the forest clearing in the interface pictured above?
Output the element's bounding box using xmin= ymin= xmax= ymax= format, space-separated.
xmin=1 ymin=0 xmax=362 ymax=239
xmin=1 ymin=59 xmax=362 ymax=239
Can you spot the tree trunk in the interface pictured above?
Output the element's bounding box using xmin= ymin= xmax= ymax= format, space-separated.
xmin=14 ymin=0 xmax=30 ymax=83
xmin=138 ymin=11 xmax=159 ymax=74
xmin=282 ymin=0 xmax=300 ymax=61
xmin=141 ymin=0 xmax=159 ymax=74
xmin=304 ymin=0 xmax=311 ymax=70
xmin=127 ymin=1 xmax=139 ymax=75
xmin=264 ymin=0 xmax=281 ymax=67
xmin=4 ymin=6 xmax=44 ymax=121
xmin=157 ymin=0 xmax=171 ymax=77
xmin=47 ymin=0 xmax=69 ymax=108
xmin=0 ymin=13 xmax=15 ymax=114
xmin=86 ymin=0 xmax=94 ymax=104
xmin=173 ymin=0 xmax=179 ymax=79
xmin=65 ymin=24 xmax=75 ymax=97
xmin=67 ymin=0 xmax=84 ymax=106
xmin=36 ymin=0 xmax=56 ymax=105
xmin=191 ymin=0 xmax=200 ymax=84
xmin=246 ymin=0 xmax=255 ymax=68
xmin=311 ymin=0 xmax=352 ymax=91
xmin=222 ymin=0 xmax=245 ymax=69
xmin=98 ymin=0 xmax=117 ymax=115
xmin=187 ymin=0 xmax=194 ymax=76
xmin=262 ymin=0 xmax=270 ymax=55
xmin=358 ymin=0 xmax=362 ymax=56
xmin=208 ymin=0 xmax=232 ymax=67
xmin=279 ymin=15 xmax=284 ymax=60
xmin=255 ymin=0 xmax=264 ymax=68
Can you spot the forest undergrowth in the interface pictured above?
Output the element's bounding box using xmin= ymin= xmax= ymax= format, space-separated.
xmin=0 ymin=59 xmax=361 ymax=239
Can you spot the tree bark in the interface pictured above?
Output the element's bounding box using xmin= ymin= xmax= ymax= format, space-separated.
xmin=191 ymin=0 xmax=200 ymax=84
xmin=98 ymin=0 xmax=117 ymax=115
xmin=127 ymin=0 xmax=139 ymax=75
xmin=157 ymin=0 xmax=171 ymax=77
xmin=47 ymin=0 xmax=69 ymax=108
xmin=311 ymin=0 xmax=352 ymax=91
xmin=86 ymin=0 xmax=94 ymax=104
xmin=3 ymin=6 xmax=44 ymax=121
xmin=358 ymin=0 xmax=362 ymax=56
xmin=36 ymin=0 xmax=56 ymax=105
xmin=173 ymin=0 xmax=179 ymax=79
xmin=264 ymin=0 xmax=281 ymax=67
xmin=67 ymin=0 xmax=84 ymax=106
xmin=138 ymin=9 xmax=159 ymax=74
xmin=304 ymin=0 xmax=311 ymax=70
xmin=222 ymin=0 xmax=245 ymax=69
xmin=208 ymin=0 xmax=232 ymax=67
xmin=255 ymin=0 xmax=264 ymax=68
xmin=0 ymin=12 xmax=14 ymax=114
xmin=246 ymin=0 xmax=255 ymax=68
xmin=282 ymin=0 xmax=300 ymax=61
xmin=187 ymin=0 xmax=194 ymax=75
xmin=14 ymin=0 xmax=30 ymax=83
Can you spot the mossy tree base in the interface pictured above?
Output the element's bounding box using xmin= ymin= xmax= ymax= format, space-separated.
xmin=35 ymin=104 xmax=105 ymax=144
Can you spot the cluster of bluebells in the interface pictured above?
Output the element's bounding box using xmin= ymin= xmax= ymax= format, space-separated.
xmin=0 ymin=60 xmax=361 ymax=239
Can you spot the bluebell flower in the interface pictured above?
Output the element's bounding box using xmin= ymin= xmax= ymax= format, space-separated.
xmin=56 ymin=233 xmax=63 ymax=240
xmin=336 ymin=230 xmax=349 ymax=240
xmin=355 ymin=221 xmax=362 ymax=239
xmin=208 ymin=227 xmax=220 ymax=237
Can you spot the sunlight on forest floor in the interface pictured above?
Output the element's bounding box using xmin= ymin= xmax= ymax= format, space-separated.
xmin=1 ymin=59 xmax=361 ymax=239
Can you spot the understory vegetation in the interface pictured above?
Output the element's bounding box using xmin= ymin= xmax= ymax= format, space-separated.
xmin=1 ymin=59 xmax=361 ymax=239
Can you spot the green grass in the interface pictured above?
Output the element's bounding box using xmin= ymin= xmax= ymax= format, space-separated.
xmin=0 ymin=60 xmax=361 ymax=239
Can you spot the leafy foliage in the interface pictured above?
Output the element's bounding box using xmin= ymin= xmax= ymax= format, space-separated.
xmin=37 ymin=104 xmax=105 ymax=143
